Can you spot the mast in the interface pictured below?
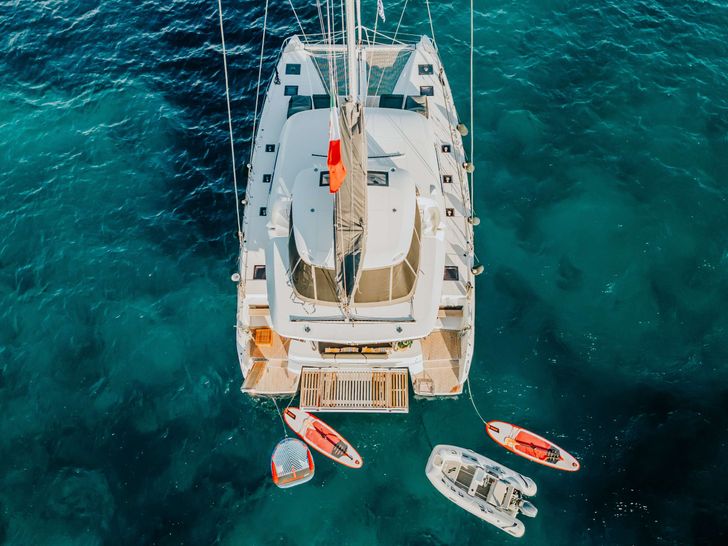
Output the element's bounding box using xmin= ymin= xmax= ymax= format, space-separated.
xmin=356 ymin=0 xmax=362 ymax=50
xmin=334 ymin=0 xmax=367 ymax=311
xmin=345 ymin=0 xmax=358 ymax=101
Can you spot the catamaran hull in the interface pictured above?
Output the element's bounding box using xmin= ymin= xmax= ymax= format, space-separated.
xmin=235 ymin=32 xmax=477 ymax=408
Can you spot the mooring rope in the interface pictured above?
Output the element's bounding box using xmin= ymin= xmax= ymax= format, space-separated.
xmin=466 ymin=377 xmax=487 ymax=424
xmin=272 ymin=397 xmax=288 ymax=437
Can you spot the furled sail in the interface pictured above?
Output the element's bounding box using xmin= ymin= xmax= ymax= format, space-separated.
xmin=327 ymin=106 xmax=346 ymax=193
xmin=334 ymin=100 xmax=367 ymax=308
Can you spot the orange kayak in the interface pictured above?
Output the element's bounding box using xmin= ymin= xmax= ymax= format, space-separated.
xmin=284 ymin=407 xmax=363 ymax=469
xmin=486 ymin=420 xmax=580 ymax=472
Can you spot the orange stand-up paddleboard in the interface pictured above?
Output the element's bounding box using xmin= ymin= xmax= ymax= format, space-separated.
xmin=486 ymin=420 xmax=580 ymax=472
xmin=284 ymin=408 xmax=363 ymax=469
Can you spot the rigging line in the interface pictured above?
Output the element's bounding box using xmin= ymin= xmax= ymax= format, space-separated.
xmin=469 ymin=0 xmax=475 ymax=219
xmin=392 ymin=0 xmax=409 ymax=43
xmin=365 ymin=0 xmax=379 ymax=95
xmin=340 ymin=0 xmax=347 ymax=96
xmin=248 ymin=0 xmax=269 ymax=167
xmin=217 ymin=0 xmax=242 ymax=241
xmin=315 ymin=0 xmax=330 ymax=94
xmin=374 ymin=0 xmax=408 ymax=97
xmin=288 ymin=0 xmax=310 ymax=44
xmin=315 ymin=0 xmax=326 ymax=37
xmin=329 ymin=0 xmax=338 ymax=100
xmin=425 ymin=0 xmax=437 ymax=51
xmin=466 ymin=377 xmax=487 ymax=424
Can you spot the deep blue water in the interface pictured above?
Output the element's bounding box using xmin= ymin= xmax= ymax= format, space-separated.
xmin=2 ymin=0 xmax=728 ymax=544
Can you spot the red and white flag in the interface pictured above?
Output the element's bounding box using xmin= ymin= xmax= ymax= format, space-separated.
xmin=327 ymin=107 xmax=346 ymax=193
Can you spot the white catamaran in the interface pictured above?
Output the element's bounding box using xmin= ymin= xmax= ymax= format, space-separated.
xmin=229 ymin=0 xmax=479 ymax=412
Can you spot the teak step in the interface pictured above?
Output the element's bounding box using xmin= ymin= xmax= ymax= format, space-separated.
xmin=299 ymin=368 xmax=409 ymax=413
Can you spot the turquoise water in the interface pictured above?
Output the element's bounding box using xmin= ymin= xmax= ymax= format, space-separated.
xmin=2 ymin=0 xmax=728 ymax=544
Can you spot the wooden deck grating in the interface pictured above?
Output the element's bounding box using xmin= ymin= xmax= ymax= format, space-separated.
xmin=300 ymin=368 xmax=409 ymax=413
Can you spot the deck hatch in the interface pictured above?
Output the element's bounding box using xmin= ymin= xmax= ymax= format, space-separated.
xmin=444 ymin=266 xmax=459 ymax=280
xmin=320 ymin=170 xmax=389 ymax=187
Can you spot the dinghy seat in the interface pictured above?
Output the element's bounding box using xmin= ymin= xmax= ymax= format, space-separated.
xmin=468 ymin=467 xmax=486 ymax=496
xmin=502 ymin=487 xmax=515 ymax=510
xmin=488 ymin=481 xmax=511 ymax=508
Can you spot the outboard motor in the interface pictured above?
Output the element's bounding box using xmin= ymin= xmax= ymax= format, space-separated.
xmin=519 ymin=499 xmax=538 ymax=518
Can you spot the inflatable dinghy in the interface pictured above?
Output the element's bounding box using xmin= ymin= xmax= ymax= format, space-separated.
xmin=425 ymin=445 xmax=538 ymax=538
xmin=271 ymin=437 xmax=315 ymax=488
